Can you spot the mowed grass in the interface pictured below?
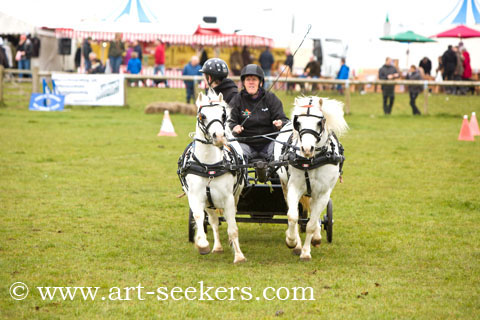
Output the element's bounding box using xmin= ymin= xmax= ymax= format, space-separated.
xmin=1 ymin=83 xmax=479 ymax=319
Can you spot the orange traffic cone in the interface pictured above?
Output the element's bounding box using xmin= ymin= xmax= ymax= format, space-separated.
xmin=469 ymin=112 xmax=480 ymax=136
xmin=458 ymin=115 xmax=474 ymax=141
xmin=158 ymin=110 xmax=177 ymax=137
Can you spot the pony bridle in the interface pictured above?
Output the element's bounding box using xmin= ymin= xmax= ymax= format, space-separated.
xmin=293 ymin=103 xmax=326 ymax=144
xmin=197 ymin=102 xmax=227 ymax=143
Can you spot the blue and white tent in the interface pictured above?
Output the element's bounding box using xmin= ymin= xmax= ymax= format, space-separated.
xmin=441 ymin=0 xmax=480 ymax=24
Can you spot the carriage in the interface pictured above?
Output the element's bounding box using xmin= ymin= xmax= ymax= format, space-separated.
xmin=186 ymin=158 xmax=334 ymax=244
xmin=177 ymin=92 xmax=347 ymax=262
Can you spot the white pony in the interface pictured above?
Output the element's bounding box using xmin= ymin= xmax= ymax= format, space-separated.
xmin=274 ymin=96 xmax=348 ymax=261
xmin=178 ymin=90 xmax=246 ymax=264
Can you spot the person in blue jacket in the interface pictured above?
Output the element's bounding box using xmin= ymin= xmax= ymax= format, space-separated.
xmin=336 ymin=58 xmax=350 ymax=94
xmin=182 ymin=56 xmax=202 ymax=104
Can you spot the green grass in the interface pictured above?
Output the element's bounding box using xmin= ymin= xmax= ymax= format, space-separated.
xmin=1 ymin=83 xmax=479 ymax=319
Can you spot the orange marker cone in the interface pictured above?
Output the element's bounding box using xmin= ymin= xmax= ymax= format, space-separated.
xmin=157 ymin=110 xmax=177 ymax=137
xmin=458 ymin=115 xmax=474 ymax=141
xmin=469 ymin=112 xmax=480 ymax=136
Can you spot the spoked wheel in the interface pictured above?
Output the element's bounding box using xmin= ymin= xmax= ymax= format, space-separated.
xmin=188 ymin=209 xmax=208 ymax=243
xmin=322 ymin=199 xmax=333 ymax=243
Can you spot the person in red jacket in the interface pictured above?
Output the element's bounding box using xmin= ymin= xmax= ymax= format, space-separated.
xmin=461 ymin=46 xmax=473 ymax=95
xmin=154 ymin=40 xmax=169 ymax=87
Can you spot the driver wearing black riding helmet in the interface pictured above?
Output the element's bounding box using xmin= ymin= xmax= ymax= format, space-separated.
xmin=228 ymin=64 xmax=289 ymax=161
xmin=200 ymin=58 xmax=238 ymax=104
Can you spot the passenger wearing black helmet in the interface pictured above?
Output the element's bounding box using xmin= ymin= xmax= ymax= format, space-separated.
xmin=200 ymin=58 xmax=238 ymax=104
xmin=228 ymin=64 xmax=288 ymax=161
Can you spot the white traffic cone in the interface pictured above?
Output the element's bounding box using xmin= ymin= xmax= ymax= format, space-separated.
xmin=157 ymin=110 xmax=177 ymax=136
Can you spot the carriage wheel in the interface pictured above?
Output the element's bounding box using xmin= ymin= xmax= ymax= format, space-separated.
xmin=325 ymin=199 xmax=333 ymax=243
xmin=188 ymin=209 xmax=208 ymax=243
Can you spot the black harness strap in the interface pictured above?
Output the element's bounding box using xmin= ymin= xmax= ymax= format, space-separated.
xmin=305 ymin=170 xmax=312 ymax=197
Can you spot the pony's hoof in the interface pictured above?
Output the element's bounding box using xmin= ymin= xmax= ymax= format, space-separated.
xmin=300 ymin=255 xmax=312 ymax=262
xmin=285 ymin=238 xmax=297 ymax=249
xmin=234 ymin=256 xmax=246 ymax=264
xmin=292 ymin=247 xmax=302 ymax=256
xmin=196 ymin=245 xmax=211 ymax=255
xmin=312 ymin=238 xmax=321 ymax=247
xmin=212 ymin=247 xmax=224 ymax=254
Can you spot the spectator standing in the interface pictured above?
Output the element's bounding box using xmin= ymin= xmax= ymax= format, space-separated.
xmin=441 ymin=45 xmax=457 ymax=94
xmin=16 ymin=34 xmax=32 ymax=78
xmin=127 ymin=51 xmax=142 ymax=74
xmin=419 ymin=57 xmax=432 ymax=76
xmin=124 ymin=42 xmax=134 ymax=66
xmin=182 ymin=56 xmax=202 ymax=104
xmin=461 ymin=46 xmax=472 ymax=80
xmin=229 ymin=48 xmax=243 ymax=76
xmin=453 ymin=46 xmax=465 ymax=94
xmin=200 ymin=57 xmax=238 ymax=104
xmin=154 ymin=40 xmax=169 ymax=88
xmin=378 ymin=57 xmax=400 ymax=115
xmin=241 ymin=45 xmax=252 ymax=67
xmin=336 ymin=58 xmax=350 ymax=94
xmin=259 ymin=46 xmax=274 ymax=89
xmin=108 ymin=33 xmax=125 ymax=74
xmin=199 ymin=46 xmax=208 ymax=66
xmin=82 ymin=37 xmax=92 ymax=72
xmin=406 ymin=65 xmax=422 ymax=115
xmin=284 ymin=48 xmax=294 ymax=92
xmin=133 ymin=40 xmax=142 ymax=62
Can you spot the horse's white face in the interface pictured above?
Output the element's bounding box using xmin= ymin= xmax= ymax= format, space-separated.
xmin=293 ymin=97 xmax=326 ymax=159
xmin=196 ymin=92 xmax=227 ymax=147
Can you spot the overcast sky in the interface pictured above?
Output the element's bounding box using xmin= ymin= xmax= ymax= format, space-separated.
xmin=1 ymin=0 xmax=478 ymax=70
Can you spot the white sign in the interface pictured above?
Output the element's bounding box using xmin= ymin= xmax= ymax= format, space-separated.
xmin=51 ymin=73 xmax=125 ymax=106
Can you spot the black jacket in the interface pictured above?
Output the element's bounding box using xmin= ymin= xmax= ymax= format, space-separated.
xmin=228 ymin=87 xmax=289 ymax=149
xmin=406 ymin=70 xmax=423 ymax=94
xmin=259 ymin=50 xmax=274 ymax=71
xmin=212 ymin=78 xmax=238 ymax=104
xmin=442 ymin=49 xmax=457 ymax=73
xmin=379 ymin=64 xmax=398 ymax=92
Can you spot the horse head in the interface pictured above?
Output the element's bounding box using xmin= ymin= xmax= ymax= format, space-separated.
xmin=292 ymin=96 xmax=348 ymax=158
xmin=195 ymin=90 xmax=228 ymax=148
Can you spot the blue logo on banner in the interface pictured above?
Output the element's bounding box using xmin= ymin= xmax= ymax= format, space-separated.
xmin=29 ymin=93 xmax=65 ymax=111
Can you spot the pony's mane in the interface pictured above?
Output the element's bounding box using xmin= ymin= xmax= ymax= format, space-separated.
xmin=292 ymin=96 xmax=349 ymax=136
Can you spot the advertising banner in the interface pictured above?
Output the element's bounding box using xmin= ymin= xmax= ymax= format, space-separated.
xmin=51 ymin=73 xmax=125 ymax=106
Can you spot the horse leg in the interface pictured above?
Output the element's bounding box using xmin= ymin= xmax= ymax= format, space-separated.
xmin=189 ymin=198 xmax=210 ymax=255
xmin=223 ymin=195 xmax=246 ymax=264
xmin=207 ymin=209 xmax=223 ymax=253
xmin=301 ymin=194 xmax=330 ymax=261
xmin=285 ymin=186 xmax=303 ymax=255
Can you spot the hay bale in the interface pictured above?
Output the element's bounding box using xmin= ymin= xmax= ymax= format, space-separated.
xmin=145 ymin=102 xmax=197 ymax=115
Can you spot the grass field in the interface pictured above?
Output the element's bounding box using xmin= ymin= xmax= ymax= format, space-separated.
xmin=1 ymin=83 xmax=479 ymax=319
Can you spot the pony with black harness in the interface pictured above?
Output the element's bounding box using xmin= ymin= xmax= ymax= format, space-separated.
xmin=274 ymin=96 xmax=348 ymax=261
xmin=177 ymin=91 xmax=247 ymax=264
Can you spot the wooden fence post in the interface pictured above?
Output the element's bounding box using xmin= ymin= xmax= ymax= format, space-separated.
xmin=32 ymin=66 xmax=39 ymax=93
xmin=0 ymin=65 xmax=4 ymax=104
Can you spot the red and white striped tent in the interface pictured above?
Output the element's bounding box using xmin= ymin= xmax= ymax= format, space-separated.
xmin=55 ymin=25 xmax=274 ymax=47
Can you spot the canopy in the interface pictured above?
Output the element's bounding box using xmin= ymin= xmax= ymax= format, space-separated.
xmin=55 ymin=26 xmax=273 ymax=47
xmin=432 ymin=25 xmax=480 ymax=39
xmin=380 ymin=30 xmax=436 ymax=43
xmin=0 ymin=11 xmax=35 ymax=35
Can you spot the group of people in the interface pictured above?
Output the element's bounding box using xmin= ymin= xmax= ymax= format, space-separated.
xmin=438 ymin=43 xmax=472 ymax=94
xmin=0 ymin=34 xmax=41 ymax=78
xmin=378 ymin=42 xmax=474 ymax=116
xmin=78 ymin=35 xmax=168 ymax=85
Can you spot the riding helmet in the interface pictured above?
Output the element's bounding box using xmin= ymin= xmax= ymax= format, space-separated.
xmin=200 ymin=58 xmax=229 ymax=79
xmin=240 ymin=64 xmax=265 ymax=85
